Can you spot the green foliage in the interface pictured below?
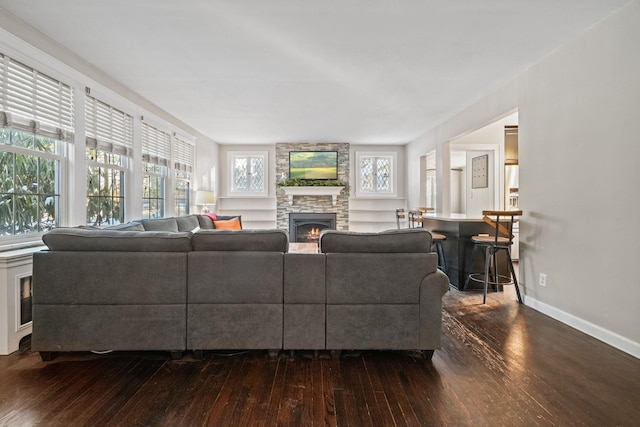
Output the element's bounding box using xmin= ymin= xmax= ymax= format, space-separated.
xmin=277 ymin=177 xmax=348 ymax=189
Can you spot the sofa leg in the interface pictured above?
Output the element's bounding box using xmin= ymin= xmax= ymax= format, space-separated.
xmin=330 ymin=350 xmax=342 ymax=360
xmin=421 ymin=350 xmax=435 ymax=361
xmin=267 ymin=349 xmax=280 ymax=360
xmin=192 ymin=350 xmax=204 ymax=360
xmin=39 ymin=351 xmax=57 ymax=362
xmin=169 ymin=351 xmax=183 ymax=360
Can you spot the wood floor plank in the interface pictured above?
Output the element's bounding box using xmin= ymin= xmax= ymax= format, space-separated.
xmin=1 ymin=289 xmax=639 ymax=426
xmin=321 ymin=357 xmax=339 ymax=427
xmin=175 ymin=354 xmax=236 ymax=426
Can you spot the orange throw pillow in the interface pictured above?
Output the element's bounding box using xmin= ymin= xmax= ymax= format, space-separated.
xmin=213 ymin=217 xmax=242 ymax=230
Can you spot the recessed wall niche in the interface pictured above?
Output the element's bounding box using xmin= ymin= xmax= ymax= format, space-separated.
xmin=275 ymin=143 xmax=349 ymax=231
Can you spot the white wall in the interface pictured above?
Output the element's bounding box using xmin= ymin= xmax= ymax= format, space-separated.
xmin=406 ymin=0 xmax=640 ymax=357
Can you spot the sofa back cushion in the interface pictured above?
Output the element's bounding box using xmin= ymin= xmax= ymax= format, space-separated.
xmin=42 ymin=228 xmax=192 ymax=252
xmin=325 ymin=252 xmax=437 ymax=304
xmin=319 ymin=229 xmax=432 ymax=253
xmin=105 ymin=222 xmax=145 ymax=231
xmin=192 ymin=229 xmax=288 ymax=252
xmin=141 ymin=217 xmax=179 ymax=232
xmin=176 ymin=215 xmax=201 ymax=232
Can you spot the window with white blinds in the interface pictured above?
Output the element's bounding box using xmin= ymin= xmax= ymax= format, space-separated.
xmin=141 ymin=121 xmax=171 ymax=166
xmin=85 ymin=93 xmax=133 ymax=155
xmin=174 ymin=135 xmax=194 ymax=173
xmin=0 ymin=53 xmax=74 ymax=141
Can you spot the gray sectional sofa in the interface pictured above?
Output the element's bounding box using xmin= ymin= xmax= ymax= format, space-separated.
xmin=32 ymin=215 xmax=449 ymax=361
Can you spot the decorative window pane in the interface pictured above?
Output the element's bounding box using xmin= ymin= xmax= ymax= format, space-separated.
xmin=356 ymin=152 xmax=395 ymax=196
xmin=375 ymin=158 xmax=390 ymax=191
xmin=229 ymin=152 xmax=267 ymax=195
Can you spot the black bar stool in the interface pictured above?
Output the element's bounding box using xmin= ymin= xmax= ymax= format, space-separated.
xmin=417 ymin=207 xmax=447 ymax=274
xmin=466 ymin=210 xmax=523 ymax=304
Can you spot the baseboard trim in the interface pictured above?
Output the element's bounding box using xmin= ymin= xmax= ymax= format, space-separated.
xmin=525 ymin=297 xmax=640 ymax=359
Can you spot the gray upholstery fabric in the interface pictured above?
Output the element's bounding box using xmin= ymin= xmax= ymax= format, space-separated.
xmin=319 ymin=228 xmax=447 ymax=352
xmin=42 ymin=228 xmax=192 ymax=252
xmin=192 ymin=229 xmax=288 ymax=252
xmin=284 ymin=253 xmax=325 ymax=303
xmin=197 ymin=215 xmax=215 ymax=229
xmin=32 ymin=304 xmax=186 ymax=351
xmin=176 ymin=215 xmax=200 ymax=232
xmin=141 ymin=217 xmax=179 ymax=231
xmin=187 ymin=304 xmax=282 ymax=349
xmin=105 ymin=222 xmax=145 ymax=231
xmin=283 ymin=304 xmax=325 ymax=349
xmin=188 ymin=251 xmax=284 ymax=304
xmin=420 ymin=269 xmax=450 ymax=348
xmin=33 ymin=220 xmax=448 ymax=355
xmin=319 ymin=228 xmax=432 ymax=253
xmin=326 ymin=305 xmax=419 ymax=349
xmin=33 ymin=252 xmax=187 ymax=304
xmin=325 ymin=253 xmax=437 ymax=304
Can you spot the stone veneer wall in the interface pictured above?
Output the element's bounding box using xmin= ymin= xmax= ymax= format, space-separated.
xmin=276 ymin=143 xmax=350 ymax=231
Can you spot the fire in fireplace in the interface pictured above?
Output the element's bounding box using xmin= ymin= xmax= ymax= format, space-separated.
xmin=289 ymin=213 xmax=337 ymax=243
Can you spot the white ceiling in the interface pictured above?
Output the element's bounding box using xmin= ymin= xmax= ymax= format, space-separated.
xmin=0 ymin=0 xmax=630 ymax=144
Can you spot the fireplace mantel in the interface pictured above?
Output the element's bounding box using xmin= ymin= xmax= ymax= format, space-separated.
xmin=281 ymin=186 xmax=344 ymax=206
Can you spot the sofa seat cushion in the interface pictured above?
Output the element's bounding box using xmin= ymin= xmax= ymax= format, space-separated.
xmin=42 ymin=228 xmax=193 ymax=252
xmin=192 ymin=229 xmax=288 ymax=252
xmin=319 ymin=229 xmax=432 ymax=253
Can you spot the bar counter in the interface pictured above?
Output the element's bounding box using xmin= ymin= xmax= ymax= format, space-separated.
xmin=422 ymin=213 xmax=508 ymax=290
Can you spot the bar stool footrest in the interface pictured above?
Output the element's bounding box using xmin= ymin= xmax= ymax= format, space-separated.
xmin=468 ymin=273 xmax=514 ymax=287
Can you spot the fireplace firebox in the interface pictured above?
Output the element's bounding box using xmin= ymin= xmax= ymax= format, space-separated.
xmin=289 ymin=213 xmax=337 ymax=243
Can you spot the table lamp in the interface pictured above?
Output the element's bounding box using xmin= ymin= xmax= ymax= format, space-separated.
xmin=195 ymin=190 xmax=215 ymax=214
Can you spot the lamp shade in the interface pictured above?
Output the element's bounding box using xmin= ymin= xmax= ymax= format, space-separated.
xmin=195 ymin=190 xmax=215 ymax=205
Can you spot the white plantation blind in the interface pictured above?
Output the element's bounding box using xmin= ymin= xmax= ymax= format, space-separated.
xmin=141 ymin=121 xmax=171 ymax=166
xmin=85 ymin=93 xmax=133 ymax=155
xmin=174 ymin=134 xmax=194 ymax=173
xmin=0 ymin=53 xmax=74 ymax=141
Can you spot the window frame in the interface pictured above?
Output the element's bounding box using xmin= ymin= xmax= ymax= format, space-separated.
xmin=227 ymin=150 xmax=268 ymax=197
xmin=142 ymin=162 xmax=167 ymax=219
xmin=355 ymin=151 xmax=397 ymax=197
xmin=0 ymin=132 xmax=65 ymax=244
xmin=85 ymin=147 xmax=127 ymax=227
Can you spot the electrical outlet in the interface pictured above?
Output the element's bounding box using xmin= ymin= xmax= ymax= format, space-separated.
xmin=539 ymin=273 xmax=547 ymax=287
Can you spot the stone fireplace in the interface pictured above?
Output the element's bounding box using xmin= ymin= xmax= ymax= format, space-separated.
xmin=289 ymin=212 xmax=337 ymax=243
xmin=276 ymin=142 xmax=350 ymax=232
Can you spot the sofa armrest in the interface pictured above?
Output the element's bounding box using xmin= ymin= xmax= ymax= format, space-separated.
xmin=419 ymin=269 xmax=450 ymax=349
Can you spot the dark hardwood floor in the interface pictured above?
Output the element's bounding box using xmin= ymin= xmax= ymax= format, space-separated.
xmin=1 ymin=287 xmax=639 ymax=426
